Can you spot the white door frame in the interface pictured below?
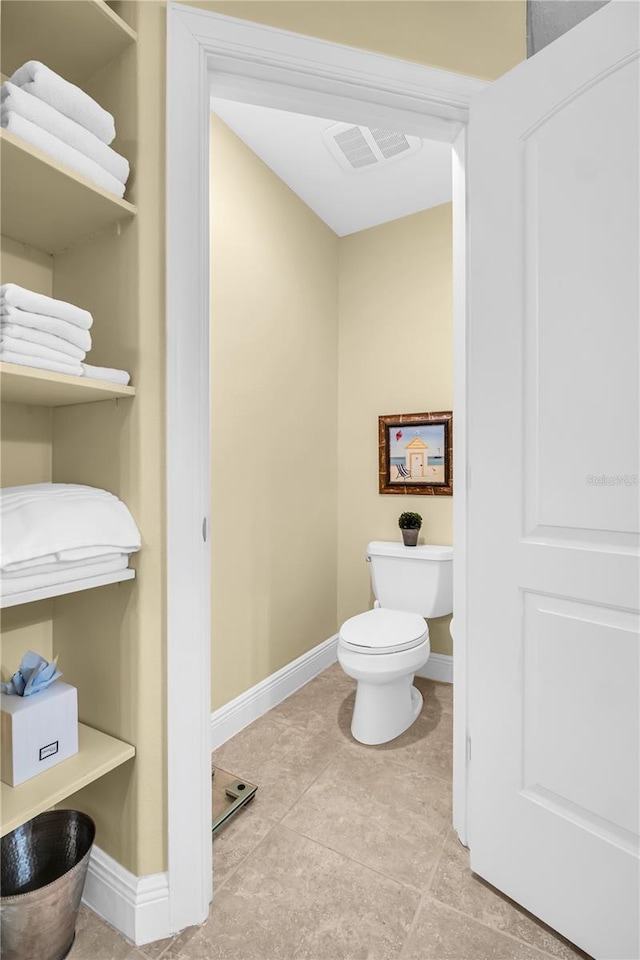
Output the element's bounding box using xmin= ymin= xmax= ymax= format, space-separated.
xmin=166 ymin=2 xmax=486 ymax=932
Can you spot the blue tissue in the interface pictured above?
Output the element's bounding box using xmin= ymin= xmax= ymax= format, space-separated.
xmin=0 ymin=650 xmax=62 ymax=697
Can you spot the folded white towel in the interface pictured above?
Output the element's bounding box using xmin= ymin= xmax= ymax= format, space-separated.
xmin=81 ymin=363 xmax=130 ymax=386
xmin=0 ymin=483 xmax=141 ymax=570
xmin=0 ymin=322 xmax=86 ymax=359
xmin=4 ymin=549 xmax=126 ymax=575
xmin=0 ymin=306 xmax=92 ymax=350
xmin=1 ymin=555 xmax=130 ymax=598
xmin=10 ymin=61 xmax=115 ymax=144
xmin=2 ymin=482 xmax=114 ymax=505
xmin=1 ymin=112 xmax=126 ymax=198
xmin=0 ymin=350 xmax=83 ymax=376
xmin=1 ymin=82 xmax=129 ymax=183
xmin=0 ymin=284 xmax=92 ymax=329
xmin=1 ymin=489 xmax=120 ymax=571
xmin=1 ymin=334 xmax=86 ymax=365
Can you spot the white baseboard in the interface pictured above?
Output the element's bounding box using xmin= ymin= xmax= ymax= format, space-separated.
xmin=416 ymin=652 xmax=453 ymax=684
xmin=82 ymin=845 xmax=171 ymax=947
xmin=211 ymin=634 xmax=339 ymax=750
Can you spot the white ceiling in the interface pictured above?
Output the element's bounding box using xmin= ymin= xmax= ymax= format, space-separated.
xmin=210 ymin=98 xmax=452 ymax=237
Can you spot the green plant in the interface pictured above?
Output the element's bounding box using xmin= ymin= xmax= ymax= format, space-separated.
xmin=398 ymin=511 xmax=422 ymax=530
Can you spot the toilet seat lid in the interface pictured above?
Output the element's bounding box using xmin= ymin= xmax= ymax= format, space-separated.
xmin=339 ymin=608 xmax=428 ymax=654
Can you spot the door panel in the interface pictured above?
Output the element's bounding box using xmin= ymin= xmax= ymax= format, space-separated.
xmin=522 ymin=593 xmax=638 ymax=839
xmin=523 ymin=61 xmax=638 ymax=539
xmin=467 ymin=3 xmax=639 ymax=958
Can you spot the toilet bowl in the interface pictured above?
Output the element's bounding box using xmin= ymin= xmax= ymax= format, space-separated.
xmin=338 ymin=607 xmax=430 ymax=745
xmin=338 ymin=541 xmax=452 ymax=745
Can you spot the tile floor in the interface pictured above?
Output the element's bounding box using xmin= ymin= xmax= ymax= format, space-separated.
xmin=70 ymin=664 xmax=590 ymax=960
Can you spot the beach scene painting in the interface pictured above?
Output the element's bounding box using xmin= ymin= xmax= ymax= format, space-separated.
xmin=379 ymin=411 xmax=453 ymax=496
xmin=389 ymin=423 xmax=446 ymax=484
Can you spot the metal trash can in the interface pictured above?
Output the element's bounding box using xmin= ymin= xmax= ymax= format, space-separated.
xmin=1 ymin=810 xmax=95 ymax=960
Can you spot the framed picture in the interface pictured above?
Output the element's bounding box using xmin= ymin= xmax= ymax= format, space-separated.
xmin=378 ymin=411 xmax=453 ymax=496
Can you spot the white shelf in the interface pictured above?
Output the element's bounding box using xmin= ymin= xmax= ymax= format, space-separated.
xmin=0 ymin=130 xmax=136 ymax=254
xmin=1 ymin=722 xmax=135 ymax=837
xmin=1 ymin=569 xmax=135 ymax=609
xmin=0 ymin=362 xmax=135 ymax=407
xmin=1 ymin=0 xmax=137 ymax=87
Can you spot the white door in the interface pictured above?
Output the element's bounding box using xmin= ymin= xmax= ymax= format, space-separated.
xmin=467 ymin=3 xmax=639 ymax=959
xmin=411 ymin=453 xmax=423 ymax=477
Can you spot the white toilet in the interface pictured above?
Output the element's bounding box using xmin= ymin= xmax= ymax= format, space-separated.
xmin=338 ymin=541 xmax=453 ymax=745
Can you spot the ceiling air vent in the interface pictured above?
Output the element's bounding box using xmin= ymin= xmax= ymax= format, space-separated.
xmin=323 ymin=122 xmax=422 ymax=172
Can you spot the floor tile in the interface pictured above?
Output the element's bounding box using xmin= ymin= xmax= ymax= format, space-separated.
xmin=416 ymin=700 xmax=453 ymax=751
xmin=401 ymin=897 xmax=551 ymax=960
xmin=70 ymin=669 xmax=592 ymax=960
xmin=418 ymin=677 xmax=453 ymax=714
xmin=154 ymin=925 xmax=201 ymax=960
xmin=365 ymin=721 xmax=453 ymax=781
xmin=430 ymin=831 xmax=589 ymax=960
xmin=269 ymin=673 xmax=356 ymax=743
xmin=283 ymin=749 xmax=450 ymax=889
xmin=358 ymin=679 xmax=453 ymax=780
xmin=138 ymin=933 xmax=177 ymax=960
xmin=211 ymin=714 xmax=344 ymax=821
xmin=138 ymin=935 xmax=176 ymax=960
xmin=177 ymin=825 xmax=421 ymax=960
xmin=214 ymin=802 xmax=275 ymax=888
xmin=71 ymin=906 xmax=143 ymax=960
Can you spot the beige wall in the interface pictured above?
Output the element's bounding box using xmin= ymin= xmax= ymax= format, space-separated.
xmin=187 ymin=1 xmax=526 ymax=81
xmin=210 ymin=159 xmax=453 ymax=687
xmin=338 ymin=206 xmax=453 ymax=655
xmin=0 ymin=237 xmax=54 ymax=491
xmin=1 ymin=237 xmax=53 ymax=296
xmin=0 ymin=399 xmax=54 ymax=676
xmin=210 ymin=116 xmax=339 ymax=711
xmin=0 ymin=240 xmax=56 ymax=711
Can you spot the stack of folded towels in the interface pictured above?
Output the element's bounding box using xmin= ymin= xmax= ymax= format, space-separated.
xmin=1 ymin=60 xmax=129 ymax=198
xmin=0 ymin=483 xmax=141 ymax=599
xmin=1 ymin=283 xmax=131 ymax=385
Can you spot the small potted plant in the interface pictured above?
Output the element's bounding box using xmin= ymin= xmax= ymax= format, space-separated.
xmin=398 ymin=511 xmax=422 ymax=547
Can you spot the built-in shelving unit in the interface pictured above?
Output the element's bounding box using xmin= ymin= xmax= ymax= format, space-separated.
xmin=0 ymin=131 xmax=136 ymax=255
xmin=1 ymin=723 xmax=135 ymax=837
xmin=1 ymin=568 xmax=136 ymax=610
xmin=0 ymin=0 xmax=142 ymax=860
xmin=0 ymin=0 xmax=136 ymax=86
xmin=0 ymin=362 xmax=135 ymax=406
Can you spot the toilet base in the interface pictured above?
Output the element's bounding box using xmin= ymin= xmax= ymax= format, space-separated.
xmin=351 ymin=676 xmax=424 ymax=745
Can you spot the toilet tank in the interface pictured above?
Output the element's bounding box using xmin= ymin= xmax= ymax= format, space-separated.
xmin=367 ymin=541 xmax=453 ymax=618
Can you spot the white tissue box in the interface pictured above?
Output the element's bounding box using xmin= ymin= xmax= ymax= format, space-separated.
xmin=1 ymin=681 xmax=79 ymax=786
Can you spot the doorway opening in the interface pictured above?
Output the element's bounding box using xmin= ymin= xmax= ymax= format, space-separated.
xmin=207 ymin=90 xmax=456 ymax=851
xmin=167 ymin=3 xmax=484 ymax=932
